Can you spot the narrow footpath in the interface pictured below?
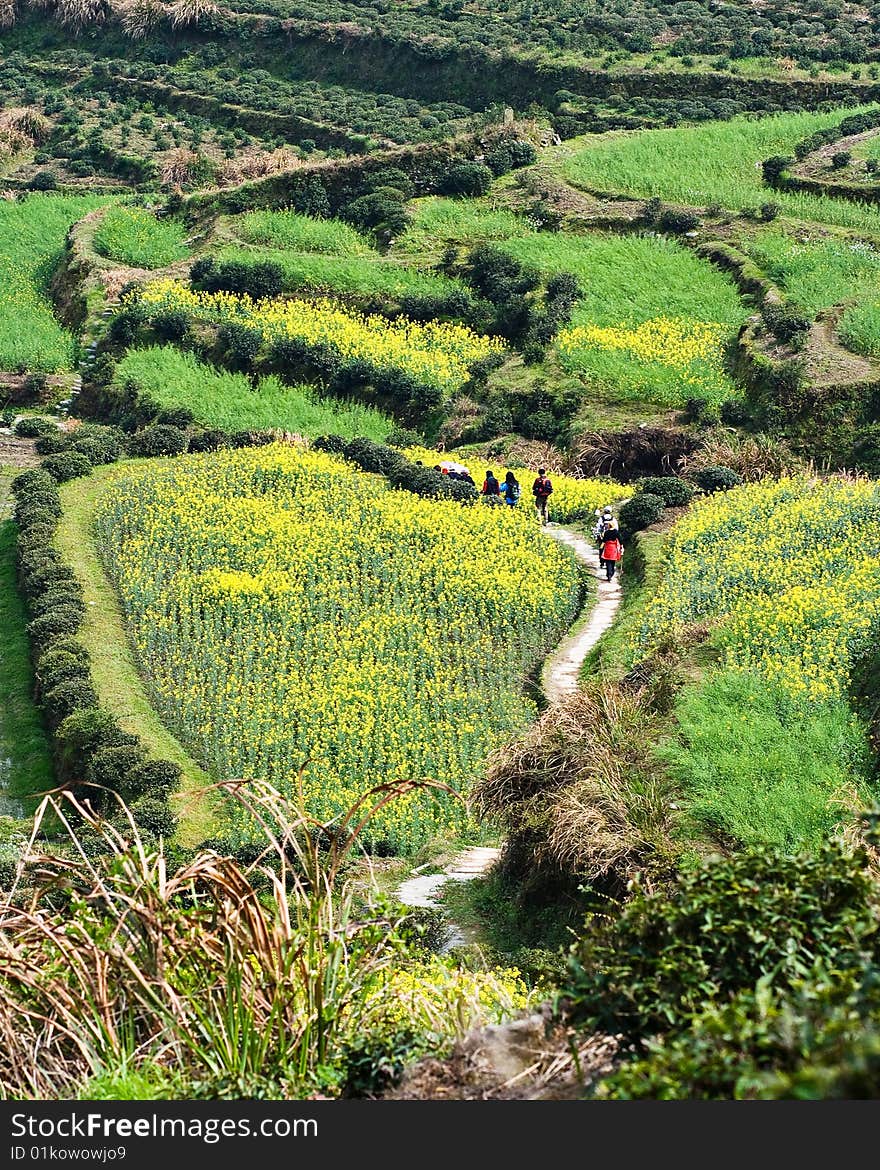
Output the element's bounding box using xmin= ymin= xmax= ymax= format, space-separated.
xmin=396 ymin=520 xmax=623 ymax=940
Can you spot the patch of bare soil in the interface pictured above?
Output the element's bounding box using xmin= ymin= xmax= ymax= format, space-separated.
xmin=0 ymin=434 xmax=40 ymax=469
xmin=385 ymin=1011 xmax=619 ymax=1100
xmin=791 ymin=128 xmax=880 ymax=182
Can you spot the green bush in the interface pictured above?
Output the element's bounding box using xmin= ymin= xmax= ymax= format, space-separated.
xmin=87 ymin=745 xmax=148 ymax=792
xmin=636 ymin=477 xmax=694 ymax=507
xmin=34 ymin=432 xmax=69 ymax=456
xmin=14 ymin=491 xmax=62 ymax=524
xmin=27 ymin=606 xmax=83 ymax=650
xmin=563 ymin=833 xmax=880 ymax=1099
xmin=126 ymin=759 xmax=182 ymax=800
xmin=12 ymin=467 xmax=57 ymax=495
xmin=14 ymin=417 xmax=58 ymax=440
xmin=37 ymin=649 xmax=91 ymax=690
xmin=691 ymin=465 xmax=743 ymax=493
xmin=440 ymin=162 xmax=493 ymax=197
xmin=42 ymin=678 xmax=99 ymax=726
xmin=130 ymin=796 xmax=178 ymax=838
xmin=618 ymin=492 xmax=665 ymax=537
xmin=126 ymin=425 xmax=188 ymax=458
xmin=42 ymin=452 xmax=93 ymax=483
xmin=31 ymin=586 xmax=85 ymax=620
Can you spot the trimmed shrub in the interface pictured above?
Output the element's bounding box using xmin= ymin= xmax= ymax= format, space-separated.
xmin=14 ymin=491 xmax=62 ymax=524
xmin=42 ymin=452 xmax=93 ymax=483
xmin=637 ymin=477 xmax=695 ymax=507
xmin=27 ymin=607 xmax=83 ymax=653
xmin=130 ymin=796 xmax=178 ymax=838
xmin=126 ymin=425 xmax=188 ymax=458
xmin=440 ymin=162 xmax=493 ymax=197
xmin=12 ymin=467 xmax=57 ymax=495
xmin=87 ymin=745 xmax=148 ymax=791
xmin=14 ymin=417 xmax=58 ymax=440
xmin=619 ymin=492 xmax=665 ymax=537
xmin=40 ymin=637 xmax=89 ymax=668
xmin=188 ymin=428 xmax=230 ymax=453
xmin=691 ymin=465 xmax=743 ymax=493
xmin=42 ymin=678 xmax=99 ymax=726
xmin=31 ymin=586 xmax=85 ymax=620
xmin=658 ymin=208 xmax=701 ymax=234
xmin=151 ymin=309 xmax=190 ymax=342
xmin=70 ymin=436 xmax=120 ymax=465
xmin=34 ymin=432 xmax=69 ymax=456
xmin=37 ymin=649 xmax=91 ymax=690
xmin=126 ymin=759 xmax=182 ymax=800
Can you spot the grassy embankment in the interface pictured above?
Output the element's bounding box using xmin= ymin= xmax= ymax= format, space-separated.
xmin=56 ymin=466 xmax=215 ymax=846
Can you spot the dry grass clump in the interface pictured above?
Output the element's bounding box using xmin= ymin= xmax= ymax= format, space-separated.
xmin=473 ymin=674 xmax=680 ymax=892
xmin=160 ymin=147 xmax=204 ymax=189
xmin=168 ymin=0 xmax=217 ymax=26
xmin=0 ymin=106 xmax=52 ymax=144
xmin=573 ymin=426 xmax=697 ymax=481
xmin=216 ymin=148 xmax=300 ymax=186
xmin=114 ymin=0 xmax=165 ymax=37
xmin=679 ymin=429 xmax=801 ymax=482
xmin=0 ymin=774 xmax=449 ymax=1099
xmin=54 ymin=0 xmax=110 ymax=31
xmin=0 ymin=0 xmax=16 ymax=27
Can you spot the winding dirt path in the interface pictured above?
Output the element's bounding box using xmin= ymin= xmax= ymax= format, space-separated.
xmin=395 ymin=521 xmax=623 ymax=937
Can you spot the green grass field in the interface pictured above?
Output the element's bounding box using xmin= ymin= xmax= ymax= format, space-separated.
xmin=0 ymin=193 xmax=108 ymax=371
xmin=93 ymin=206 xmax=190 ymax=270
xmin=217 ymin=245 xmax=469 ymax=300
xmin=562 ymin=109 xmax=880 ymax=231
xmin=840 ymin=300 xmax=880 ymax=355
xmin=114 ymin=346 xmax=392 ymax=439
xmin=744 ymin=228 xmax=880 ymax=314
xmin=233 ymin=210 xmax=375 ymax=256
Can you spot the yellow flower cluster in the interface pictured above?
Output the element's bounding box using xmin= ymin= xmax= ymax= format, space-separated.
xmin=93 ymin=444 xmax=581 ymax=851
xmin=135 ymin=279 xmax=505 ymax=394
xmin=636 ymin=476 xmax=880 ymax=702
xmin=557 ymin=315 xmax=728 ymax=393
xmin=404 ymin=446 xmax=628 ymax=523
xmin=358 ymin=957 xmax=533 ymax=1040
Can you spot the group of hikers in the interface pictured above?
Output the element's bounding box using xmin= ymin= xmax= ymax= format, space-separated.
xmin=473 ymin=466 xmax=554 ymax=521
xmin=444 ymin=460 xmax=624 ymax=582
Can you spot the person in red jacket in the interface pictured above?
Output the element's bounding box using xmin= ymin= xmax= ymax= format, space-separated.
xmin=598 ymin=525 xmax=624 ymax=582
xmin=532 ymin=467 xmax=553 ymax=524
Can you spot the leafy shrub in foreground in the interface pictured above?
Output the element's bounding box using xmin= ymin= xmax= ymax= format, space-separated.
xmin=637 ymin=477 xmax=694 ymax=507
xmin=42 ymin=452 xmax=93 ymax=483
xmin=691 ymin=465 xmax=743 ymax=493
xmin=618 ymin=492 xmax=665 ymax=537
xmin=126 ymin=425 xmax=188 ymax=458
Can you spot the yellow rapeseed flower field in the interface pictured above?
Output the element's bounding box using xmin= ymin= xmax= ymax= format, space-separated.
xmin=135 ymin=279 xmax=504 ymax=395
xmin=557 ymin=315 xmax=730 ymax=401
xmin=94 ymin=444 xmax=582 ymax=851
xmin=636 ymin=476 xmax=880 ymax=703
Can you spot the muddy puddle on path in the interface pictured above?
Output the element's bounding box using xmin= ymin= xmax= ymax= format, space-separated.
xmin=395 ymin=522 xmax=623 ymax=937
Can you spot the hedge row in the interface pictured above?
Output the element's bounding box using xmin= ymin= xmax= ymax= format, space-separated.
xmin=312 ymin=435 xmax=477 ymax=503
xmin=11 ymin=464 xmax=181 ymax=842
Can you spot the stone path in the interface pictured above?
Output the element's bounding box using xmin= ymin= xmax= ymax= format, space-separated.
xmin=395 ymin=520 xmax=623 ymax=936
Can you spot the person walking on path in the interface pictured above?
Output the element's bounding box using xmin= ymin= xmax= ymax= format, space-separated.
xmin=598 ymin=524 xmax=624 ymax=582
xmin=501 ymin=470 xmax=521 ymax=507
xmin=481 ymin=469 xmax=502 ymax=505
xmin=593 ymin=506 xmax=616 ymax=569
xmin=532 ymin=467 xmax=553 ymax=524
